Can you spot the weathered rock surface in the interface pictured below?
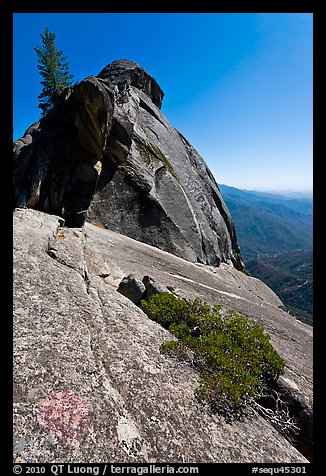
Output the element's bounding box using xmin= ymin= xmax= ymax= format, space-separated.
xmin=13 ymin=208 xmax=312 ymax=463
xmin=13 ymin=59 xmax=243 ymax=269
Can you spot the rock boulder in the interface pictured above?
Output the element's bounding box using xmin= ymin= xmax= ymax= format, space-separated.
xmin=117 ymin=274 xmax=146 ymax=305
xmin=13 ymin=59 xmax=243 ymax=270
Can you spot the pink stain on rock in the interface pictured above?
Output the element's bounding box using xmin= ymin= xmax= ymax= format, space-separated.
xmin=37 ymin=389 xmax=90 ymax=440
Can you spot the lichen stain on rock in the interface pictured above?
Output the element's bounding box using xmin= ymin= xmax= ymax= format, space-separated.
xmin=26 ymin=179 xmax=42 ymax=207
xmin=84 ymin=94 xmax=103 ymax=143
xmin=74 ymin=91 xmax=103 ymax=159
xmin=93 ymin=160 xmax=102 ymax=175
xmin=37 ymin=389 xmax=91 ymax=441
xmin=135 ymin=141 xmax=155 ymax=166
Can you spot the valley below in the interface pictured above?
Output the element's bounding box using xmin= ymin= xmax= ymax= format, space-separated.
xmin=219 ymin=185 xmax=313 ymax=325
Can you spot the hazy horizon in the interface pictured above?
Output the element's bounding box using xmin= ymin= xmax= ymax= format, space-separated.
xmin=219 ymin=183 xmax=313 ymax=195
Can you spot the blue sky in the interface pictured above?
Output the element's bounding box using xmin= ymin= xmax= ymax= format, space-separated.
xmin=13 ymin=13 xmax=313 ymax=192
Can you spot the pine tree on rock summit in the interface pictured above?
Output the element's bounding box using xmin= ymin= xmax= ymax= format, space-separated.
xmin=34 ymin=28 xmax=74 ymax=116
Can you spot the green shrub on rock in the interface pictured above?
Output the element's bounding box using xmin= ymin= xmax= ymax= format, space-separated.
xmin=141 ymin=293 xmax=284 ymax=416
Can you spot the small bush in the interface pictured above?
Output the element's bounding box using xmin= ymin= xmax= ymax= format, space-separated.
xmin=141 ymin=293 xmax=284 ymax=415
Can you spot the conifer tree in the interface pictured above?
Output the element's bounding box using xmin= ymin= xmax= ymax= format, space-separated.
xmin=34 ymin=28 xmax=74 ymax=116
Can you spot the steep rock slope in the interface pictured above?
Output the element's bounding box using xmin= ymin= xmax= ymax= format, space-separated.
xmin=13 ymin=208 xmax=312 ymax=463
xmin=13 ymin=59 xmax=242 ymax=269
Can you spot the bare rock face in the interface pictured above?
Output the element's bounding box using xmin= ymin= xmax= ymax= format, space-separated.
xmin=97 ymin=58 xmax=164 ymax=109
xmin=13 ymin=208 xmax=312 ymax=463
xmin=13 ymin=59 xmax=243 ymax=270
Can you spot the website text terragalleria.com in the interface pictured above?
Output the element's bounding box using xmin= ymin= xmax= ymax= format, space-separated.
xmin=49 ymin=465 xmax=199 ymax=475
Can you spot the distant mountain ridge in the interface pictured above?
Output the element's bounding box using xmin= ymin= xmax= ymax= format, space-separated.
xmin=219 ymin=184 xmax=313 ymax=325
xmin=219 ymin=185 xmax=313 ymax=215
xmin=218 ymin=184 xmax=313 ymax=258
